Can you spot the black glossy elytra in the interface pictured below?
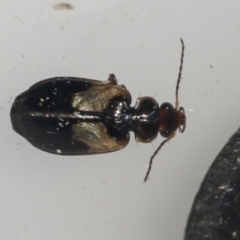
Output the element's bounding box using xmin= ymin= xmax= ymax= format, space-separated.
xmin=10 ymin=39 xmax=186 ymax=182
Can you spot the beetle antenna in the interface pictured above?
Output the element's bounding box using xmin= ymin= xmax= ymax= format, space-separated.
xmin=143 ymin=139 xmax=168 ymax=182
xmin=144 ymin=133 xmax=176 ymax=182
xmin=175 ymin=38 xmax=185 ymax=109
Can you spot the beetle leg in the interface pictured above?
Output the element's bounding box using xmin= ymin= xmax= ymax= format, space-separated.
xmin=108 ymin=74 xmax=127 ymax=89
xmin=108 ymin=74 xmax=118 ymax=85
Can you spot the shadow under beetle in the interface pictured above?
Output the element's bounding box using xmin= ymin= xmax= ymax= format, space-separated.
xmin=10 ymin=39 xmax=186 ymax=182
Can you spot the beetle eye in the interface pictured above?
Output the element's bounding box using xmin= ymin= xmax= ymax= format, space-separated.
xmin=159 ymin=123 xmax=171 ymax=138
xmin=159 ymin=102 xmax=173 ymax=117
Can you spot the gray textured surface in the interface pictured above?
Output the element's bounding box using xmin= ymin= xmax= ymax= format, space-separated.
xmin=185 ymin=128 xmax=240 ymax=240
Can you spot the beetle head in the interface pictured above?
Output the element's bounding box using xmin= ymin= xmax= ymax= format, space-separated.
xmin=159 ymin=102 xmax=186 ymax=138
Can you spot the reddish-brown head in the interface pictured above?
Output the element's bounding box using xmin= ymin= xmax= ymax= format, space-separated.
xmin=159 ymin=102 xmax=186 ymax=138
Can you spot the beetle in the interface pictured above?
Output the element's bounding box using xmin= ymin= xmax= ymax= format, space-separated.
xmin=10 ymin=39 xmax=186 ymax=182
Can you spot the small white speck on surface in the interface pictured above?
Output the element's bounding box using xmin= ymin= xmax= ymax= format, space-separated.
xmin=56 ymin=149 xmax=62 ymax=154
xmin=58 ymin=122 xmax=64 ymax=128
